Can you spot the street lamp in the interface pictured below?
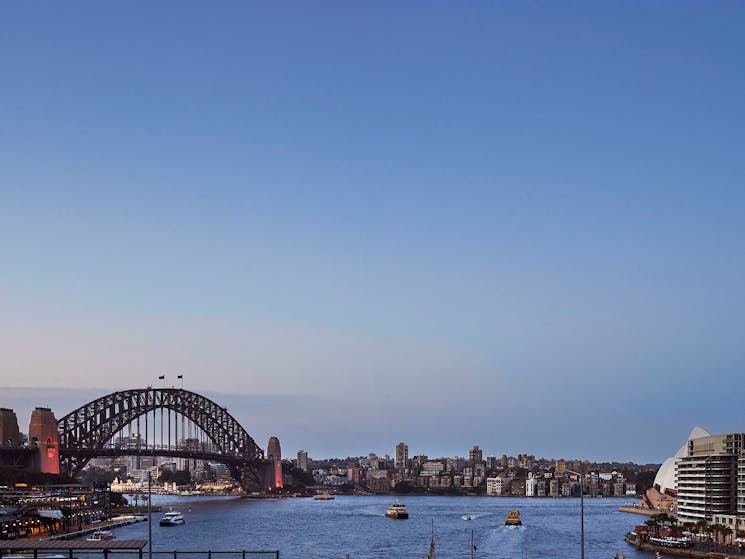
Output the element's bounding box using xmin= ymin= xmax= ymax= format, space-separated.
xmin=148 ymin=470 xmax=153 ymax=559
xmin=565 ymin=470 xmax=585 ymax=559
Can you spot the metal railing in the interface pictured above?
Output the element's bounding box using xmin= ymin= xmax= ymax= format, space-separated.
xmin=0 ymin=551 xmax=279 ymax=559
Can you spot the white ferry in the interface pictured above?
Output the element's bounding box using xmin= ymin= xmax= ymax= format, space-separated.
xmin=159 ymin=511 xmax=185 ymax=526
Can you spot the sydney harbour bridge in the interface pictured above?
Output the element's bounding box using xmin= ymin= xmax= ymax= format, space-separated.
xmin=1 ymin=388 xmax=275 ymax=490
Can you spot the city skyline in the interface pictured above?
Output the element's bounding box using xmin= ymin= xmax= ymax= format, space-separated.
xmin=0 ymin=385 xmax=719 ymax=464
xmin=3 ymin=3 xmax=745 ymax=465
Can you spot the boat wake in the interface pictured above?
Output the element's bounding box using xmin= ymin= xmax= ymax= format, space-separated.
xmin=356 ymin=506 xmax=386 ymax=517
xmin=478 ymin=525 xmax=527 ymax=558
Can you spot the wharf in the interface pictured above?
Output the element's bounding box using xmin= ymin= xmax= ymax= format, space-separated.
xmin=41 ymin=515 xmax=148 ymax=541
xmin=625 ymin=533 xmax=744 ymax=559
xmin=618 ymin=506 xmax=666 ymax=517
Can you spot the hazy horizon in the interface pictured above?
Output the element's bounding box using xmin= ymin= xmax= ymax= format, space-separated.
xmin=0 ymin=385 xmax=714 ymax=464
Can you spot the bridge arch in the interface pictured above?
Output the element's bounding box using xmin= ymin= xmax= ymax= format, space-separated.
xmin=57 ymin=388 xmax=265 ymax=480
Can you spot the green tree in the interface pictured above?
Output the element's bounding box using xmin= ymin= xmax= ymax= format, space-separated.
xmin=158 ymin=468 xmax=173 ymax=483
xmin=171 ymin=470 xmax=191 ymax=486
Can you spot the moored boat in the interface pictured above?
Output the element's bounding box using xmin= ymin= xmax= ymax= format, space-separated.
xmin=85 ymin=530 xmax=115 ymax=541
xmin=505 ymin=509 xmax=522 ymax=526
xmin=385 ymin=503 xmax=409 ymax=519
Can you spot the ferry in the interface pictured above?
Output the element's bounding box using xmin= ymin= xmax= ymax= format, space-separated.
xmin=505 ymin=510 xmax=522 ymax=526
xmin=385 ymin=503 xmax=409 ymax=519
xmin=313 ymin=492 xmax=334 ymax=500
xmin=159 ymin=511 xmax=185 ymax=526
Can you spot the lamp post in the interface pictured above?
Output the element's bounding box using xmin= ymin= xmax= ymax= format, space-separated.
xmin=566 ymin=470 xmax=585 ymax=559
xmin=148 ymin=470 xmax=153 ymax=559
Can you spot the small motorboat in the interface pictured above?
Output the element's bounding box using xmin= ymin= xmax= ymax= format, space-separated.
xmin=386 ymin=503 xmax=409 ymax=519
xmin=505 ymin=510 xmax=522 ymax=526
xmin=159 ymin=511 xmax=185 ymax=526
xmin=464 ymin=513 xmax=472 ymax=521
xmin=86 ymin=530 xmax=115 ymax=541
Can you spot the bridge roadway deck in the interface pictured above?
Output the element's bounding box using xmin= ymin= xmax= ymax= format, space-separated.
xmin=59 ymin=448 xmax=260 ymax=466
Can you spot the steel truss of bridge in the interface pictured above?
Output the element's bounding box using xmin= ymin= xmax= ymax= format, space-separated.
xmin=57 ymin=388 xmax=269 ymax=489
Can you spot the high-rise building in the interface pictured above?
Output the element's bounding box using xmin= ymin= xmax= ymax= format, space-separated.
xmin=267 ymin=436 xmax=283 ymax=489
xmin=297 ymin=450 xmax=309 ymax=472
xmin=395 ymin=442 xmax=408 ymax=469
xmin=676 ymin=432 xmax=745 ymax=522
xmin=469 ymin=445 xmax=483 ymax=465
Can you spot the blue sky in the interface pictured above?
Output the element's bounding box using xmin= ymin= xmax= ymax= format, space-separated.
xmin=2 ymin=2 xmax=744 ymax=463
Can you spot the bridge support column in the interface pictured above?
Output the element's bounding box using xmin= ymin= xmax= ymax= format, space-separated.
xmin=240 ymin=462 xmax=272 ymax=493
xmin=29 ymin=408 xmax=59 ymax=474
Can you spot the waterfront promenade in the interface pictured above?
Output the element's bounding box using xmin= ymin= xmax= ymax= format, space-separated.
xmin=619 ymin=505 xmax=657 ymax=517
xmin=626 ymin=533 xmax=745 ymax=559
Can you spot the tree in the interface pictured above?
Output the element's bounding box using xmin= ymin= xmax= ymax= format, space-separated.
xmin=158 ymin=468 xmax=173 ymax=483
xmin=110 ymin=492 xmax=129 ymax=507
xmin=653 ymin=512 xmax=671 ymax=530
xmin=171 ymin=470 xmax=191 ymax=486
xmin=710 ymin=524 xmax=725 ymax=545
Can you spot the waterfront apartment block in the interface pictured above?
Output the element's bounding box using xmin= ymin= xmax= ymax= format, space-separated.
xmin=676 ymin=432 xmax=745 ymax=522
xmin=486 ymin=477 xmax=512 ymax=496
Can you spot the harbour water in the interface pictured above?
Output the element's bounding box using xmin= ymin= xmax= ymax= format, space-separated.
xmin=112 ymin=495 xmax=650 ymax=559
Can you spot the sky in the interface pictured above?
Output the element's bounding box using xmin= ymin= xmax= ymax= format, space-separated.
xmin=1 ymin=2 xmax=744 ymax=464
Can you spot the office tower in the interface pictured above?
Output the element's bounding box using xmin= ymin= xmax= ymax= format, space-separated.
xmin=297 ymin=450 xmax=309 ymax=472
xmin=469 ymin=445 xmax=483 ymax=465
xmin=395 ymin=442 xmax=408 ymax=469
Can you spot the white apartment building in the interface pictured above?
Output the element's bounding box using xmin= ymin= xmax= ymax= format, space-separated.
xmin=676 ymin=433 xmax=745 ymax=522
xmin=421 ymin=461 xmax=445 ymax=476
xmin=486 ymin=477 xmax=512 ymax=496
